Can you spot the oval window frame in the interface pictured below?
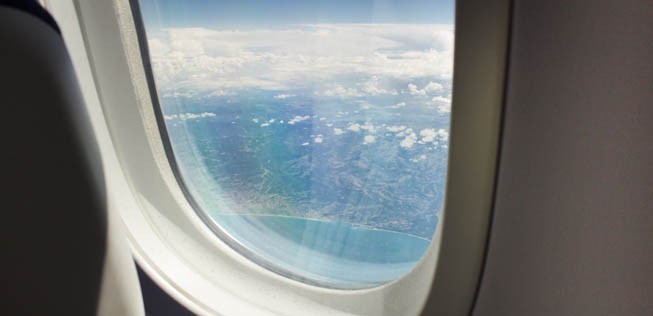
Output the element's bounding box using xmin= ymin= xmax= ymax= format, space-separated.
xmin=50 ymin=0 xmax=511 ymax=314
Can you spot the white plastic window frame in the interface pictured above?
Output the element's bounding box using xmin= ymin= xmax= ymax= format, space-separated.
xmin=46 ymin=0 xmax=511 ymax=315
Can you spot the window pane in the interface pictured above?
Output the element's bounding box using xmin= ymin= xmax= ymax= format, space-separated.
xmin=138 ymin=0 xmax=454 ymax=289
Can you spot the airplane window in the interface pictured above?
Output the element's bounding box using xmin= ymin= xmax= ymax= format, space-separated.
xmin=137 ymin=0 xmax=454 ymax=289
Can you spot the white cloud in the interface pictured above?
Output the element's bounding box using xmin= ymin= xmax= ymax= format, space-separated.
xmin=288 ymin=115 xmax=311 ymax=125
xmin=360 ymin=123 xmax=377 ymax=133
xmin=408 ymin=83 xmax=425 ymax=96
xmin=364 ymin=135 xmax=376 ymax=144
xmin=437 ymin=128 xmax=449 ymax=140
xmin=252 ymin=118 xmax=259 ymax=123
xmin=161 ymin=91 xmax=197 ymax=98
xmin=420 ymin=128 xmax=438 ymax=142
xmin=318 ymin=84 xmax=365 ymax=97
xmin=437 ymin=103 xmax=451 ymax=113
xmin=358 ymin=76 xmax=398 ymax=96
xmin=165 ymin=112 xmax=217 ymax=121
xmin=400 ymin=132 xmax=418 ymax=149
xmin=424 ymin=82 xmax=444 ymax=93
xmin=386 ymin=125 xmax=407 ymax=132
xmin=408 ymin=81 xmax=444 ymax=96
xmin=208 ymin=89 xmax=230 ymax=97
xmin=274 ymin=94 xmax=296 ymax=99
xmin=148 ymin=24 xmax=454 ymax=93
xmin=432 ymin=95 xmax=452 ymax=113
xmin=358 ymin=102 xmax=372 ymax=110
xmin=419 ymin=128 xmax=449 ymax=143
xmin=347 ymin=123 xmax=361 ymax=132
xmin=314 ymin=135 xmax=324 ymax=143
xmin=432 ymin=95 xmax=451 ymax=103
xmin=333 ymin=128 xmax=344 ymax=135
xmin=410 ymin=154 xmax=428 ymax=163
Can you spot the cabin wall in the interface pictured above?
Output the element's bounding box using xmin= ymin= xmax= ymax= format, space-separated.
xmin=472 ymin=1 xmax=653 ymax=315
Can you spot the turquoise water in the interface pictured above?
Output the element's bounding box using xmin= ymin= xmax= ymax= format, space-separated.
xmin=213 ymin=214 xmax=433 ymax=287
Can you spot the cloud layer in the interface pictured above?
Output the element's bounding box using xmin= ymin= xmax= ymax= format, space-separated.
xmin=148 ymin=24 xmax=454 ymax=94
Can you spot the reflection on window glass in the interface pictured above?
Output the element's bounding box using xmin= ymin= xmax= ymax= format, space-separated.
xmin=138 ymin=0 xmax=454 ymax=289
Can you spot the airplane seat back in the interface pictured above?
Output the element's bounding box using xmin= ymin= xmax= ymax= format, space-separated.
xmin=0 ymin=2 xmax=143 ymax=315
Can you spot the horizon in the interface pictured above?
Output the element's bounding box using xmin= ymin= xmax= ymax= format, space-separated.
xmin=139 ymin=0 xmax=455 ymax=30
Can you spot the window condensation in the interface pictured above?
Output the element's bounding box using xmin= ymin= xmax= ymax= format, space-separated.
xmin=138 ymin=0 xmax=454 ymax=289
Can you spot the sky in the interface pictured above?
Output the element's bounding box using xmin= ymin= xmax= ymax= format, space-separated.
xmin=139 ymin=0 xmax=455 ymax=29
